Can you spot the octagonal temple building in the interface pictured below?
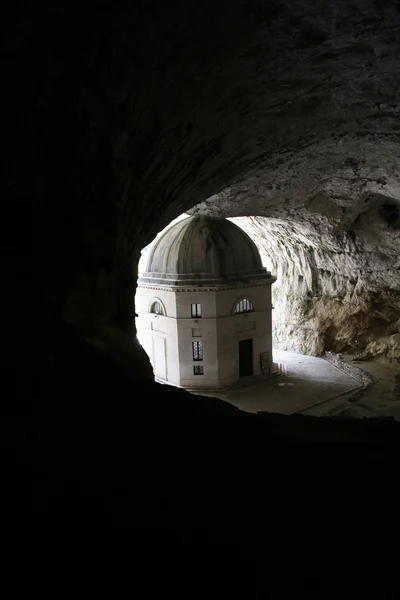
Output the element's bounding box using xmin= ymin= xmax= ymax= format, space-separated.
xmin=136 ymin=216 xmax=277 ymax=390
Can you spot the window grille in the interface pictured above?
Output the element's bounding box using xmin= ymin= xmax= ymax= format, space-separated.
xmin=192 ymin=341 xmax=203 ymax=361
xmin=234 ymin=298 xmax=254 ymax=314
xmin=193 ymin=366 xmax=204 ymax=375
xmin=150 ymin=300 xmax=165 ymax=315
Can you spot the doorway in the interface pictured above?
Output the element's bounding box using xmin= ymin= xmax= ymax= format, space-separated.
xmin=152 ymin=335 xmax=167 ymax=380
xmin=239 ymin=338 xmax=253 ymax=378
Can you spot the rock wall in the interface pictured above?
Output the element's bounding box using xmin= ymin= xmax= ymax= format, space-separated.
xmin=230 ymin=214 xmax=400 ymax=362
xmin=189 ymin=136 xmax=400 ymax=364
xmin=7 ymin=1 xmax=399 ymax=375
xmin=8 ymin=0 xmax=400 ymax=555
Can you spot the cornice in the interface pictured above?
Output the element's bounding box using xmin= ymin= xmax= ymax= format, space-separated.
xmin=138 ymin=278 xmax=276 ymax=293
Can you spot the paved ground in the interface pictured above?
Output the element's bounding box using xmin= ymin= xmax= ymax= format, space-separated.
xmin=316 ymin=357 xmax=400 ymax=421
xmin=204 ymin=349 xmax=362 ymax=415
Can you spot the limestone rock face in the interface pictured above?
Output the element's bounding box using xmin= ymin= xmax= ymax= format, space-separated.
xmin=189 ymin=145 xmax=400 ymax=361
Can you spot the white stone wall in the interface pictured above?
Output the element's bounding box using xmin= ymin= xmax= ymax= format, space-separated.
xmin=215 ymin=285 xmax=273 ymax=387
xmin=177 ymin=317 xmax=219 ymax=388
xmin=136 ymin=287 xmax=180 ymax=385
xmin=136 ymin=282 xmax=274 ymax=390
xmin=175 ymin=290 xmax=217 ymax=319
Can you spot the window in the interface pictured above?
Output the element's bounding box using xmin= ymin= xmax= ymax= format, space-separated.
xmin=234 ymin=298 xmax=254 ymax=314
xmin=191 ymin=303 xmax=202 ymax=318
xmin=193 ymin=366 xmax=204 ymax=375
xmin=150 ymin=300 xmax=165 ymax=315
xmin=192 ymin=341 xmax=203 ymax=361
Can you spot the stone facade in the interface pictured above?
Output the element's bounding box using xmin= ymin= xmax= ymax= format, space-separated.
xmin=137 ymin=217 xmax=276 ymax=389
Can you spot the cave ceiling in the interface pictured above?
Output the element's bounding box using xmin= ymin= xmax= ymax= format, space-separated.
xmin=130 ymin=0 xmax=400 ymax=240
xmin=12 ymin=0 xmax=400 ymax=345
xmin=14 ymin=1 xmax=400 ymax=241
xmin=189 ymin=136 xmax=400 ymax=233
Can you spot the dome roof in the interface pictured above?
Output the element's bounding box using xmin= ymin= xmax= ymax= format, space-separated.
xmin=139 ymin=216 xmax=272 ymax=287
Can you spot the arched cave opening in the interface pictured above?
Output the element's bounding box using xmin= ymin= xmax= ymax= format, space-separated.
xmin=134 ymin=202 xmax=400 ymax=419
xmin=136 ymin=190 xmax=400 ymax=376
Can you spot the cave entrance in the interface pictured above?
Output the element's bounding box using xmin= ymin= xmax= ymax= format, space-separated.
xmin=134 ymin=212 xmax=400 ymax=421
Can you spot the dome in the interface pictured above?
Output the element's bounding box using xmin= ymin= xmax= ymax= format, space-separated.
xmin=139 ymin=216 xmax=271 ymax=287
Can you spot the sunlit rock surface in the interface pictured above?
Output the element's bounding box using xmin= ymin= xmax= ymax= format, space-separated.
xmin=190 ymin=137 xmax=400 ymax=361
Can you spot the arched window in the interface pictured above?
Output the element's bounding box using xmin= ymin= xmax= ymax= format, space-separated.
xmin=234 ymin=297 xmax=254 ymax=314
xmin=150 ymin=299 xmax=166 ymax=315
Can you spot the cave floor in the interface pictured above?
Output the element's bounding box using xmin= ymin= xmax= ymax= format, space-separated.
xmin=199 ymin=349 xmax=400 ymax=420
xmin=328 ymin=356 xmax=400 ymax=421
